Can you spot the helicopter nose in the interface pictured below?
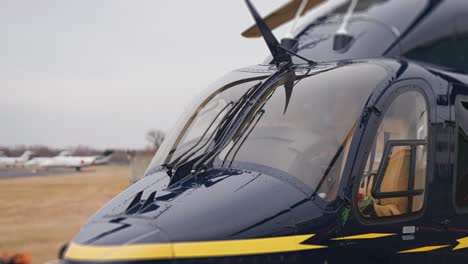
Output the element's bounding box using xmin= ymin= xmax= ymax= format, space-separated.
xmin=65 ymin=219 xmax=174 ymax=262
xmin=64 ymin=168 xmax=326 ymax=263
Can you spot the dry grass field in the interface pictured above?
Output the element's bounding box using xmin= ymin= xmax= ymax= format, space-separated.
xmin=0 ymin=166 xmax=130 ymax=264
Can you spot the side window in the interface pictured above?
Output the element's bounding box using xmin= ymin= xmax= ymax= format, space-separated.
xmin=403 ymin=14 xmax=468 ymax=73
xmin=455 ymin=96 xmax=468 ymax=208
xmin=403 ymin=36 xmax=468 ymax=73
xmin=357 ymin=90 xmax=428 ymax=219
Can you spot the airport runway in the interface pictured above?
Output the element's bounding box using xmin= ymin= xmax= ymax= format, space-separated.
xmin=0 ymin=168 xmax=92 ymax=179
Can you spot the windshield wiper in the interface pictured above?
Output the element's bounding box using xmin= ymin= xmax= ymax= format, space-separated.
xmin=186 ymin=85 xmax=263 ymax=172
xmin=219 ymin=75 xmax=302 ymax=167
xmin=166 ymin=83 xmax=261 ymax=180
xmin=169 ymin=101 xmax=234 ymax=167
xmin=223 ymin=107 xmax=266 ymax=167
xmin=162 ymin=104 xmax=234 ymax=177
xmin=190 ymin=64 xmax=298 ymax=175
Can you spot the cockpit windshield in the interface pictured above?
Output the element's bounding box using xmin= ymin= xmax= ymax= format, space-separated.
xmin=149 ymin=63 xmax=387 ymax=200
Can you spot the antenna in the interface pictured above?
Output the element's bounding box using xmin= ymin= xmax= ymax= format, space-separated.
xmin=244 ymin=0 xmax=291 ymax=65
xmin=280 ymin=0 xmax=308 ymax=53
xmin=333 ymin=0 xmax=358 ymax=52
xmin=287 ymin=0 xmax=309 ymax=38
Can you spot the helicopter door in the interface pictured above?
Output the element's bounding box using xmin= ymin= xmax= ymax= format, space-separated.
xmin=441 ymin=92 xmax=468 ymax=263
xmin=334 ymin=84 xmax=441 ymax=264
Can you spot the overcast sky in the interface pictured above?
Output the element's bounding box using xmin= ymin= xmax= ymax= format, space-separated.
xmin=1 ymin=0 xmax=289 ymax=149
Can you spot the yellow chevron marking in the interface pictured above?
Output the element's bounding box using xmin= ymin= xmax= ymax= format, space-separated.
xmin=453 ymin=237 xmax=468 ymax=250
xmin=331 ymin=233 xmax=396 ymax=240
xmin=398 ymin=245 xmax=450 ymax=254
xmin=65 ymin=234 xmax=327 ymax=261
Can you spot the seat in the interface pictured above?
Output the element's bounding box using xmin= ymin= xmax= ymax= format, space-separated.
xmin=373 ymin=149 xmax=411 ymax=217
xmin=412 ymin=161 xmax=426 ymax=212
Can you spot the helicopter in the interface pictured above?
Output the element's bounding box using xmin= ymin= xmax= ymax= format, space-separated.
xmin=62 ymin=0 xmax=468 ymax=263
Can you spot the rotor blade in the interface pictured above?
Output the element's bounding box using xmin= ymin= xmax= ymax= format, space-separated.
xmin=244 ymin=0 xmax=282 ymax=59
xmin=242 ymin=0 xmax=326 ymax=38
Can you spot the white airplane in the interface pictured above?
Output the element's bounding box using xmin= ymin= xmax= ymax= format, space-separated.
xmin=25 ymin=150 xmax=73 ymax=166
xmin=26 ymin=150 xmax=114 ymax=171
xmin=0 ymin=150 xmax=34 ymax=167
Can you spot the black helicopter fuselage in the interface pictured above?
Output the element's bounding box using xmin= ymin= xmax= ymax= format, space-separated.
xmin=63 ymin=0 xmax=468 ymax=263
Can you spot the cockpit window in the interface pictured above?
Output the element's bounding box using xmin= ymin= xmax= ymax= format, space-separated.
xmin=149 ymin=63 xmax=387 ymax=201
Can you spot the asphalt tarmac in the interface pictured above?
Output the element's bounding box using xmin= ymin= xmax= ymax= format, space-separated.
xmin=0 ymin=168 xmax=91 ymax=179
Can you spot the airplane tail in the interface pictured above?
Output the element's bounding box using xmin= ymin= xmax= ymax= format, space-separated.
xmin=57 ymin=150 xmax=72 ymax=157
xmin=101 ymin=150 xmax=114 ymax=157
xmin=20 ymin=150 xmax=33 ymax=161
xmin=94 ymin=150 xmax=114 ymax=165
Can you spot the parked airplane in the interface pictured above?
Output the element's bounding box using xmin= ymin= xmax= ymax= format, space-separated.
xmin=25 ymin=150 xmax=72 ymax=167
xmin=0 ymin=151 xmax=33 ymax=167
xmin=24 ymin=150 xmax=71 ymax=166
xmin=26 ymin=150 xmax=114 ymax=171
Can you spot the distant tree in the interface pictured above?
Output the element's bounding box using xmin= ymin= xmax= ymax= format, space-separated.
xmin=32 ymin=145 xmax=56 ymax=157
xmin=146 ymin=130 xmax=165 ymax=152
xmin=73 ymin=145 xmax=98 ymax=156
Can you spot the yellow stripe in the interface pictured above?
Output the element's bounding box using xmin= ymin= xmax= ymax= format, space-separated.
xmin=65 ymin=234 xmax=327 ymax=261
xmin=331 ymin=233 xmax=396 ymax=240
xmin=65 ymin=243 xmax=173 ymax=261
xmin=454 ymin=237 xmax=468 ymax=251
xmin=398 ymin=245 xmax=450 ymax=254
xmin=173 ymin=234 xmax=325 ymax=258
